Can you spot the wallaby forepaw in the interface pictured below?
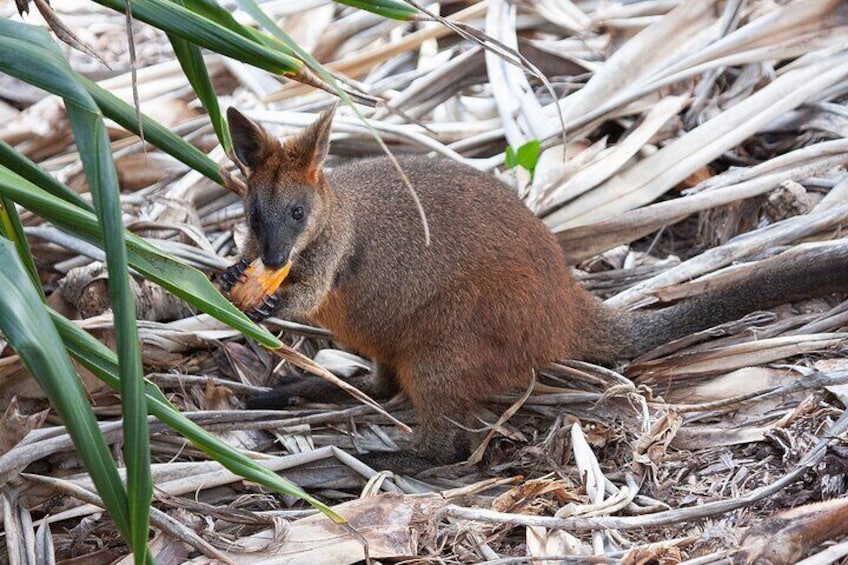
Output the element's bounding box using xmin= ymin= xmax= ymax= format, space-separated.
xmin=219 ymin=259 xmax=282 ymax=322
xmin=219 ymin=258 xmax=250 ymax=294
xmin=246 ymin=294 xmax=278 ymax=322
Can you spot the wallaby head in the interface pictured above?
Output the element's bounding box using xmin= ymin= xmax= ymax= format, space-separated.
xmin=226 ymin=105 xmax=338 ymax=269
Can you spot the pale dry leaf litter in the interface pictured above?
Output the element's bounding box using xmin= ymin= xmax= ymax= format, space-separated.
xmin=2 ymin=0 xmax=848 ymax=563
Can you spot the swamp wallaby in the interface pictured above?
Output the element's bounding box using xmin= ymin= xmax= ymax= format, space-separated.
xmin=222 ymin=105 xmax=848 ymax=472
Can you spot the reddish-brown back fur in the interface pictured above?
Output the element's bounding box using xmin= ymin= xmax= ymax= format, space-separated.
xmin=315 ymin=157 xmax=592 ymax=364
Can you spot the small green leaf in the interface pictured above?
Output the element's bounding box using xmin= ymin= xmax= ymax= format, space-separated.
xmin=505 ymin=145 xmax=518 ymax=169
xmin=517 ymin=140 xmax=541 ymax=174
xmin=505 ymin=140 xmax=542 ymax=179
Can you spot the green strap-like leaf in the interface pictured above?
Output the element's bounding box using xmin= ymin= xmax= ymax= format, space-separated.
xmin=1 ymin=20 xmax=150 ymax=561
xmin=49 ymin=309 xmax=343 ymax=522
xmin=182 ymin=0 xmax=292 ymax=53
xmin=335 ymin=0 xmax=417 ymax=20
xmin=67 ymin=107 xmax=152 ymax=564
xmin=80 ymin=77 xmax=223 ymax=184
xmin=0 ymin=197 xmax=43 ymax=295
xmin=91 ymin=0 xmax=304 ymax=76
xmin=0 ymin=238 xmax=132 ymax=544
xmin=0 ymin=80 xmax=222 ymax=192
xmin=166 ymin=0 xmax=232 ymax=153
xmin=0 ymin=140 xmax=94 ymax=211
xmin=0 ymin=25 xmax=92 ymax=108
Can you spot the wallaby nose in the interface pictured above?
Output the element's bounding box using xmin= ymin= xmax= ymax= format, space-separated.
xmin=262 ymin=248 xmax=290 ymax=270
xmin=262 ymin=237 xmax=292 ymax=269
xmin=262 ymin=253 xmax=287 ymax=269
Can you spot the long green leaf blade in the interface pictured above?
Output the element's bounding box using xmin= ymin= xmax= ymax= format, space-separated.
xmin=0 ymin=197 xmax=43 ymax=295
xmin=0 ymin=35 xmax=91 ymax=108
xmin=0 ymin=238 xmax=132 ymax=541
xmin=90 ymin=0 xmax=304 ymax=75
xmin=0 ymin=140 xmax=94 ymax=211
xmin=80 ymin=77 xmax=222 ymax=184
xmin=335 ymin=0 xmax=417 ymax=20
xmin=182 ymin=0 xmax=292 ymax=53
xmin=166 ymin=25 xmax=232 ymax=152
xmin=165 ymin=0 xmax=231 ymax=153
xmin=49 ymin=309 xmax=343 ymax=522
xmin=0 ymin=20 xmax=151 ymax=561
xmin=66 ymin=106 xmax=151 ymax=564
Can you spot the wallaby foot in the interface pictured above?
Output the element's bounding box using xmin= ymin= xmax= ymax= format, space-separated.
xmin=246 ymin=362 xmax=400 ymax=408
xmin=356 ymin=420 xmax=473 ymax=475
xmin=360 ymin=367 xmax=478 ymax=472
xmin=246 ymin=373 xmax=379 ymax=407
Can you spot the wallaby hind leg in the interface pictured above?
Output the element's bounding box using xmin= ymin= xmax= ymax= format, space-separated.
xmin=357 ymin=409 xmax=473 ymax=475
xmin=413 ymin=399 xmax=474 ymax=464
xmin=361 ymin=364 xmax=479 ymax=472
xmin=246 ymin=362 xmax=400 ymax=408
xmin=398 ymin=366 xmax=477 ymax=465
xmin=359 ymin=362 xmax=534 ymax=473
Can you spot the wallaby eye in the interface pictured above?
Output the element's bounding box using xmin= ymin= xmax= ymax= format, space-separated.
xmin=291 ymin=205 xmax=305 ymax=221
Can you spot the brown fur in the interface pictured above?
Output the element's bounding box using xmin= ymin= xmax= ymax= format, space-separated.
xmin=227 ymin=107 xmax=848 ymax=472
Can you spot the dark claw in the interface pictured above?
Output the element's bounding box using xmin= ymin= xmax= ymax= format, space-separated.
xmin=247 ymin=308 xmax=270 ymax=322
xmin=219 ymin=273 xmax=237 ymax=291
xmin=251 ymin=306 xmax=272 ymax=320
xmin=219 ymin=258 xmax=250 ymax=293
xmin=242 ymin=293 xmax=279 ymax=323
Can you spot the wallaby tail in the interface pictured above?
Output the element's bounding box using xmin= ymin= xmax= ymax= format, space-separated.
xmin=618 ymin=240 xmax=848 ymax=359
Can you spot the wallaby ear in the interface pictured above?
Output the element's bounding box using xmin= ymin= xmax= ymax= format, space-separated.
xmin=297 ymin=102 xmax=338 ymax=184
xmin=227 ymin=107 xmax=276 ymax=173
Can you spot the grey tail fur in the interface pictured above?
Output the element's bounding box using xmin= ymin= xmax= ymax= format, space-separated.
xmin=616 ymin=241 xmax=848 ymax=359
